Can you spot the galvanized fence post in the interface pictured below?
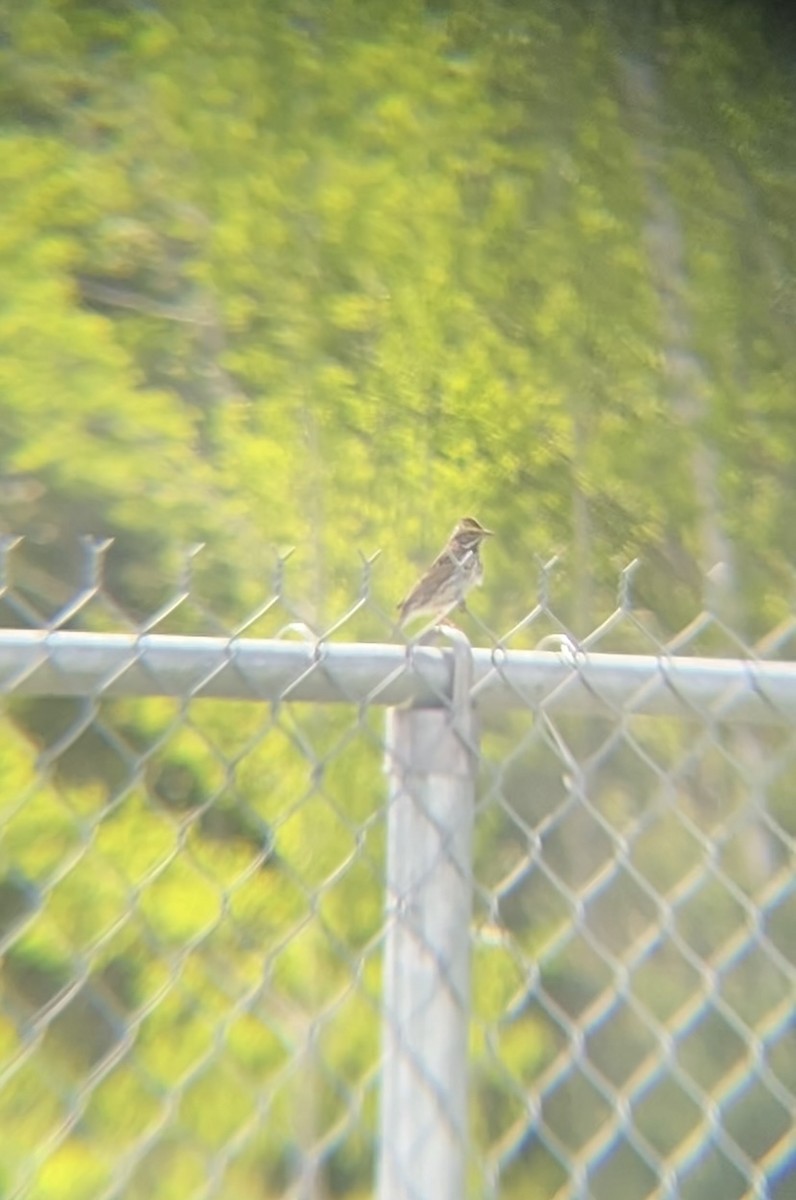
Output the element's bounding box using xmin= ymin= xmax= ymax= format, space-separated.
xmin=378 ymin=637 xmax=477 ymax=1200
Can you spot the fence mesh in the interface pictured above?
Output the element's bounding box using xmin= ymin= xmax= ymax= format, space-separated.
xmin=0 ymin=542 xmax=793 ymax=1200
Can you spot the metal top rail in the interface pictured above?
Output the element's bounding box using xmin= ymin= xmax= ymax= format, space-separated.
xmin=0 ymin=628 xmax=794 ymax=723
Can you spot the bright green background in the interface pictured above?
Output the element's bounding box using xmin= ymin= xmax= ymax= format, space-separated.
xmin=0 ymin=1 xmax=794 ymax=1197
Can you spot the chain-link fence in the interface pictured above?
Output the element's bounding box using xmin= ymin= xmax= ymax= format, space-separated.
xmin=0 ymin=544 xmax=794 ymax=1200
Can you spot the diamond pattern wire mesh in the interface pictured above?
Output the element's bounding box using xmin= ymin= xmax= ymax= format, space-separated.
xmin=0 ymin=540 xmax=794 ymax=1200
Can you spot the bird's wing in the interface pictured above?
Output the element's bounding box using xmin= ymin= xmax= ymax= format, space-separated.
xmin=396 ymin=545 xmax=474 ymax=614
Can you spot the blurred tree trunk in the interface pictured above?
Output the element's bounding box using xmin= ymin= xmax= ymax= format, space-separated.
xmin=619 ymin=44 xmax=740 ymax=628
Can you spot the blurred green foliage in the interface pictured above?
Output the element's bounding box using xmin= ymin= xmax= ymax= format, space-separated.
xmin=0 ymin=0 xmax=794 ymax=1197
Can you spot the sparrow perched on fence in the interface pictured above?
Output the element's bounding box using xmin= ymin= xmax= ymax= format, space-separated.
xmin=397 ymin=517 xmax=494 ymax=629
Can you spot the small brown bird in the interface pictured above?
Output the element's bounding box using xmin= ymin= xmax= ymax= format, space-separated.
xmin=397 ymin=517 xmax=494 ymax=629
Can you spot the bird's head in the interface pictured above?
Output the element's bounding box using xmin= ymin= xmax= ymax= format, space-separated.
xmin=451 ymin=516 xmax=494 ymax=545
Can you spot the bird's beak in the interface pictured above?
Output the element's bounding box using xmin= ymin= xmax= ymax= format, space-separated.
xmin=483 ymin=527 xmax=495 ymax=537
